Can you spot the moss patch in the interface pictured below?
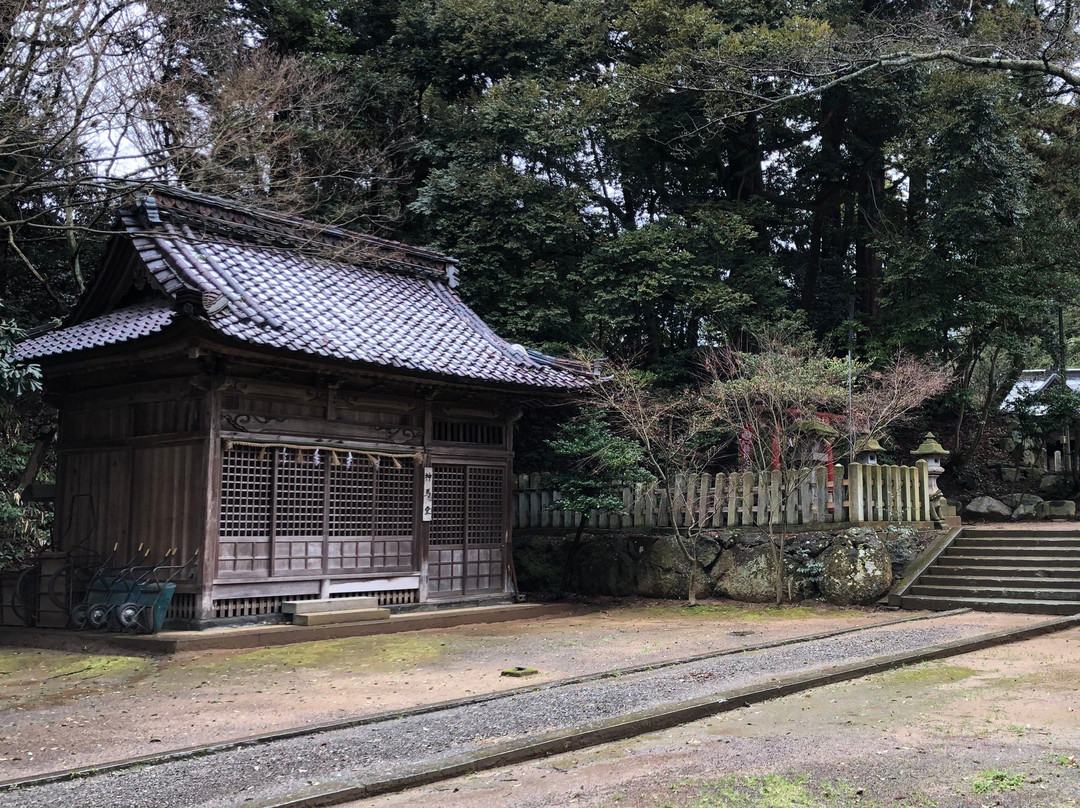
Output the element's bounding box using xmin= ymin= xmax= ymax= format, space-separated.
xmin=169 ymin=634 xmax=446 ymax=678
xmin=650 ymin=774 xmax=873 ymax=808
xmin=0 ymin=649 xmax=151 ymax=710
xmin=878 ymin=663 xmax=980 ymax=686
xmin=0 ymin=648 xmax=148 ymax=681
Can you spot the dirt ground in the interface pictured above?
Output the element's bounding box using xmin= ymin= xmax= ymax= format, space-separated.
xmin=0 ymin=599 xmax=908 ymax=779
xmin=358 ymin=627 xmax=1080 ymax=808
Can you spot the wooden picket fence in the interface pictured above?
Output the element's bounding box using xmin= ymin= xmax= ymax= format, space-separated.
xmin=513 ymin=460 xmax=932 ymax=530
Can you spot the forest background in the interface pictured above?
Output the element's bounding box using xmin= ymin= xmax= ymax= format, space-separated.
xmin=4 ymin=0 xmax=1080 ymax=559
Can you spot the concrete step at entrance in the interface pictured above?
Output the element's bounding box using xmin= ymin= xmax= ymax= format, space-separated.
xmin=290 ymin=607 xmax=391 ymax=626
xmin=929 ymin=564 xmax=1080 ymax=579
xmin=897 ymin=526 xmax=1080 ymax=615
xmin=963 ymin=528 xmax=1080 ymax=539
xmin=918 ymin=573 xmax=1080 ymax=589
xmin=899 ymin=594 xmax=1080 ymax=615
xmin=952 ymin=536 xmax=1080 ymax=549
xmin=282 ymin=597 xmax=379 ymax=615
xmin=944 ymin=544 xmax=1080 ymax=557
xmin=908 ymin=584 xmax=1080 ymax=601
xmin=938 ymin=554 xmax=1080 ymax=568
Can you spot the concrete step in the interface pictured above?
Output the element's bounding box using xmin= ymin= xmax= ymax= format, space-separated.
xmin=936 ymin=555 xmax=1080 ymax=568
xmin=963 ymin=528 xmax=1080 ymax=539
xmin=944 ymin=544 xmax=1080 ymax=557
xmin=899 ymin=594 xmax=1080 ymax=615
xmin=928 ymin=563 xmax=1080 ymax=578
xmin=909 ymin=584 xmax=1080 ymax=601
xmin=282 ymin=597 xmax=379 ymax=615
xmin=290 ymin=607 xmax=391 ymax=626
xmin=918 ymin=573 xmax=1080 ymax=589
xmin=952 ymin=536 xmax=1080 ymax=549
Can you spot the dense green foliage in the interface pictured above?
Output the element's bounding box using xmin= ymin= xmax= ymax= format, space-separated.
xmin=5 ymin=0 xmax=1080 ymax=547
xmin=544 ymin=414 xmax=651 ymax=517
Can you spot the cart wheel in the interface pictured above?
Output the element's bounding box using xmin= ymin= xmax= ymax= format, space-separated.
xmin=48 ymin=563 xmax=94 ymax=612
xmin=87 ymin=602 xmax=111 ymax=629
xmin=69 ymin=603 xmax=90 ymax=630
xmin=10 ymin=568 xmax=37 ymax=626
xmin=114 ymin=602 xmax=141 ymax=631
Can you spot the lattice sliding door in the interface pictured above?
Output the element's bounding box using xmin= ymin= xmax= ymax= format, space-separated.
xmin=428 ymin=464 xmax=506 ymax=596
xmin=327 ymin=458 xmax=375 ymax=572
xmin=428 ymin=466 xmax=466 ymax=594
xmin=274 ymin=448 xmax=325 ymax=573
xmin=373 ymin=459 xmax=416 ymax=570
xmin=218 ymin=446 xmax=272 ymax=575
xmin=218 ymin=444 xmax=417 ymax=579
xmin=465 ymin=467 xmax=505 ymax=592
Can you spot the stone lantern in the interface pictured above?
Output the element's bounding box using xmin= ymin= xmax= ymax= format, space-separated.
xmin=911 ymin=432 xmax=951 ymax=519
xmin=855 ymin=435 xmax=884 ymax=465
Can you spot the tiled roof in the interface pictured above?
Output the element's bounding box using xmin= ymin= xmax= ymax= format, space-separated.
xmin=14 ymin=301 xmax=176 ymax=360
xmin=16 ymin=188 xmax=589 ymax=390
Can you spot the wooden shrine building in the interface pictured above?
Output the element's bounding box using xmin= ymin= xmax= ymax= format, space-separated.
xmin=15 ymin=187 xmax=587 ymax=627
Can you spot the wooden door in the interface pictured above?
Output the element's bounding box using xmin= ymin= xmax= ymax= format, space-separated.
xmin=427 ymin=464 xmax=506 ymax=597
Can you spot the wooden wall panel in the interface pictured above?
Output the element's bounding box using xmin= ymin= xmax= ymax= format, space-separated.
xmin=128 ymin=442 xmax=209 ymax=571
xmin=54 ymin=449 xmax=131 ymax=556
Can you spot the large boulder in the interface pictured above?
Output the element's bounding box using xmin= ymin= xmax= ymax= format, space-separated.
xmin=1040 ymin=475 xmax=1073 ymax=498
xmin=635 ymin=534 xmax=715 ymax=600
xmin=1000 ymin=493 xmax=1042 ymax=509
xmin=818 ymin=529 xmax=893 ymax=606
xmin=963 ymin=496 xmax=1012 ymax=520
xmin=1035 ymin=499 xmax=1077 ymax=519
xmin=710 ymin=543 xmax=813 ymax=603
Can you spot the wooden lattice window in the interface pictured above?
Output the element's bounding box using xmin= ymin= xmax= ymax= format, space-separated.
xmin=218 ymin=444 xmax=416 ymax=577
xmin=431 ymin=420 xmax=505 ymax=445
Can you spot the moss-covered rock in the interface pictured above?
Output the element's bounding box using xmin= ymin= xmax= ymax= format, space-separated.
xmin=710 ymin=543 xmax=813 ymax=603
xmin=635 ymin=534 xmax=714 ymax=600
xmin=818 ymin=529 xmax=892 ymax=605
xmin=882 ymin=525 xmax=931 ymax=581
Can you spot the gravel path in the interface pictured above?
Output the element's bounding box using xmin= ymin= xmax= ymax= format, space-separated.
xmin=2 ymin=612 xmax=1042 ymax=808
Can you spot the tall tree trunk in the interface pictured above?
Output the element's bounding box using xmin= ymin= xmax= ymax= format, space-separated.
xmin=802 ymin=89 xmax=849 ymax=312
xmin=855 ymin=161 xmax=885 ymax=322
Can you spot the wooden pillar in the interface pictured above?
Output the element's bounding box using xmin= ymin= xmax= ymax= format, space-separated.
xmin=873 ymin=465 xmax=884 ymax=522
xmin=724 ymin=472 xmax=737 ymax=527
xmin=784 ymin=469 xmax=798 ymax=524
xmin=832 ymin=464 xmax=846 ymax=522
xmin=814 ymin=466 xmax=828 ymax=524
xmin=756 ymin=472 xmax=770 ymax=526
xmin=769 ymin=469 xmax=782 ymax=526
xmin=698 ymin=473 xmax=711 ymax=527
xmin=799 ymin=469 xmax=813 ymax=524
xmin=741 ymin=472 xmax=754 ymax=526
xmin=849 ymin=462 xmax=864 ymax=522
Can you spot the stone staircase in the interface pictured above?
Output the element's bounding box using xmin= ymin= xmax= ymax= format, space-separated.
xmin=892 ymin=527 xmax=1080 ymax=615
xmin=282 ymin=596 xmax=391 ymax=626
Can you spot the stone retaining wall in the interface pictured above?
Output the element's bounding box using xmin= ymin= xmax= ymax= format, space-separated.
xmin=514 ymin=525 xmax=939 ymax=606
